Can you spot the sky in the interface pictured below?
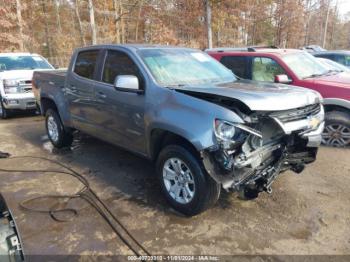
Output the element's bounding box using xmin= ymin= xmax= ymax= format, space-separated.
xmin=338 ymin=0 xmax=350 ymax=19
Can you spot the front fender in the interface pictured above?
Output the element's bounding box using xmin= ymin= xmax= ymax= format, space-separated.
xmin=145 ymin=89 xmax=244 ymax=153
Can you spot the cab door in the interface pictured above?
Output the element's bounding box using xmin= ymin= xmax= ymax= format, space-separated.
xmin=93 ymin=49 xmax=147 ymax=155
xmin=65 ymin=49 xmax=102 ymax=136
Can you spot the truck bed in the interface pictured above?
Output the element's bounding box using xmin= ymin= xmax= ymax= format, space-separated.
xmin=32 ymin=69 xmax=67 ymax=102
xmin=34 ymin=69 xmax=67 ymax=87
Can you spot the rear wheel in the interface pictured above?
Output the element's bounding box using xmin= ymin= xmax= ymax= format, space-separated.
xmin=156 ymin=145 xmax=221 ymax=216
xmin=45 ymin=109 xmax=73 ymax=148
xmin=322 ymin=111 xmax=350 ymax=147
xmin=0 ymin=100 xmax=9 ymax=119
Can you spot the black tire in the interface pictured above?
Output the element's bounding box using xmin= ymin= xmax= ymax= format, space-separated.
xmin=322 ymin=111 xmax=350 ymax=147
xmin=35 ymin=103 xmax=42 ymax=115
xmin=0 ymin=100 xmax=9 ymax=119
xmin=45 ymin=109 xmax=73 ymax=148
xmin=156 ymin=145 xmax=221 ymax=216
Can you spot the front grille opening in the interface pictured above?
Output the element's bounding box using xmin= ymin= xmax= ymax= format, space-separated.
xmin=269 ymin=104 xmax=321 ymax=123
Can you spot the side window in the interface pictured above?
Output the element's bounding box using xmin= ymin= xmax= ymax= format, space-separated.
xmin=102 ymin=50 xmax=142 ymax=86
xmin=334 ymin=55 xmax=347 ymax=66
xmin=220 ymin=56 xmax=249 ymax=79
xmin=316 ymin=54 xmax=334 ymax=60
xmin=252 ymin=57 xmax=288 ymax=82
xmin=74 ymin=50 xmax=99 ymax=79
xmin=345 ymin=56 xmax=350 ymax=66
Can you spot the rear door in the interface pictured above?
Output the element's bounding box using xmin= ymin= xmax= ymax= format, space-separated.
xmin=65 ymin=49 xmax=102 ymax=135
xmin=93 ymin=49 xmax=146 ymax=154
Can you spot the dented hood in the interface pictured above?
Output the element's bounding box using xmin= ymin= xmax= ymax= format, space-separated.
xmin=175 ymin=80 xmax=322 ymax=111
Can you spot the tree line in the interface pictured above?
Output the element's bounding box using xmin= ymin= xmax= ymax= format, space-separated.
xmin=1 ymin=0 xmax=349 ymax=67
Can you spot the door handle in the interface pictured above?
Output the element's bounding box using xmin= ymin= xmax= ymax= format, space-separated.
xmin=97 ymin=92 xmax=107 ymax=99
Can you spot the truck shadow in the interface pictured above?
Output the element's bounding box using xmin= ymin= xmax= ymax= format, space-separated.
xmin=8 ymin=120 xmax=245 ymax=217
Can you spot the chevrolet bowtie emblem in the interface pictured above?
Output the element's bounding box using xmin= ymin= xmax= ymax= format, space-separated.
xmin=309 ymin=117 xmax=320 ymax=129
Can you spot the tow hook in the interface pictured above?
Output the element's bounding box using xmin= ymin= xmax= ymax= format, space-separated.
xmin=265 ymin=186 xmax=273 ymax=194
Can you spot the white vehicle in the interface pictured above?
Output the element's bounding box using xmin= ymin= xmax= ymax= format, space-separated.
xmin=0 ymin=53 xmax=54 ymax=119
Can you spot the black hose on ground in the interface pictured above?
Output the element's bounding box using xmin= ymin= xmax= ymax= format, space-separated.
xmin=0 ymin=152 xmax=152 ymax=258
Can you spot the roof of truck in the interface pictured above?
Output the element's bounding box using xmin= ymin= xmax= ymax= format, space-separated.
xmin=0 ymin=52 xmax=41 ymax=57
xmin=206 ymin=47 xmax=302 ymax=57
xmin=76 ymin=44 xmax=195 ymax=51
xmin=313 ymin=50 xmax=350 ymax=55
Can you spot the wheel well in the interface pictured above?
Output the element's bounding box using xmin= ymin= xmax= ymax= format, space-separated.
xmin=150 ymin=129 xmax=199 ymax=161
xmin=323 ymin=104 xmax=350 ymax=115
xmin=40 ymin=98 xmax=57 ymax=115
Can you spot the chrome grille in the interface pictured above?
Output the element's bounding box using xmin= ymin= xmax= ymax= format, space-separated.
xmin=270 ymin=103 xmax=321 ymax=123
xmin=18 ymin=80 xmax=33 ymax=93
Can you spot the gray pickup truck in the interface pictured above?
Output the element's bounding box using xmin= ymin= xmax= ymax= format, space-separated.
xmin=33 ymin=45 xmax=324 ymax=216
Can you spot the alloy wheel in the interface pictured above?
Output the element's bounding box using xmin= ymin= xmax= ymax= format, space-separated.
xmin=47 ymin=115 xmax=59 ymax=142
xmin=322 ymin=123 xmax=350 ymax=147
xmin=163 ymin=158 xmax=195 ymax=204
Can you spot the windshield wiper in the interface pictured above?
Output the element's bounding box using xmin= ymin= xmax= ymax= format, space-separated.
xmin=166 ymin=84 xmax=187 ymax=89
xmin=303 ymin=74 xmax=322 ymax=79
xmin=325 ymin=69 xmax=342 ymax=74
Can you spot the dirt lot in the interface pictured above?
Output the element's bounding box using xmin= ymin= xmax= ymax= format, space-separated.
xmin=0 ymin=115 xmax=349 ymax=257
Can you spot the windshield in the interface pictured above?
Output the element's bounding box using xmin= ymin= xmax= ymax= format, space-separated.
xmin=282 ymin=52 xmax=329 ymax=79
xmin=139 ymin=49 xmax=236 ymax=86
xmin=317 ymin=58 xmax=349 ymax=72
xmin=0 ymin=55 xmax=53 ymax=71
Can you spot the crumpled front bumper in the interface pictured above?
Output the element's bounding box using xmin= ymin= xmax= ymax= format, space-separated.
xmin=301 ymin=121 xmax=325 ymax=147
xmin=1 ymin=93 xmax=36 ymax=110
xmin=273 ymin=105 xmax=325 ymax=148
xmin=201 ymin=105 xmax=324 ymax=190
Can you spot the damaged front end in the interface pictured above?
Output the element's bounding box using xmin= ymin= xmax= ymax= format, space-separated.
xmin=201 ymin=103 xmax=324 ymax=199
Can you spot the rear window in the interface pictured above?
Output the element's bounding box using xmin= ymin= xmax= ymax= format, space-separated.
xmin=220 ymin=56 xmax=250 ymax=79
xmin=74 ymin=50 xmax=99 ymax=79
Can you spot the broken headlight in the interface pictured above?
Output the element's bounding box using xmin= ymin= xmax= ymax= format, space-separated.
xmin=214 ymin=119 xmax=262 ymax=149
xmin=214 ymin=120 xmax=237 ymax=141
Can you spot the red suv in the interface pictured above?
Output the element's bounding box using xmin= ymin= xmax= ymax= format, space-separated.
xmin=207 ymin=47 xmax=350 ymax=147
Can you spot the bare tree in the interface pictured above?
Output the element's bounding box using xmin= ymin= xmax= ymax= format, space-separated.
xmin=135 ymin=0 xmax=144 ymax=42
xmin=206 ymin=0 xmax=212 ymax=49
xmin=88 ymin=0 xmax=97 ymax=44
xmin=41 ymin=1 xmax=53 ymax=58
xmin=322 ymin=0 xmax=331 ymax=48
xmin=15 ymin=0 xmax=24 ymax=51
xmin=74 ymin=0 xmax=86 ymax=46
xmin=113 ymin=0 xmax=121 ymax=43
xmin=54 ymin=0 xmax=62 ymax=33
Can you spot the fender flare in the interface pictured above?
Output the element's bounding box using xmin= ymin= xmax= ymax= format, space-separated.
xmin=323 ymin=98 xmax=350 ymax=111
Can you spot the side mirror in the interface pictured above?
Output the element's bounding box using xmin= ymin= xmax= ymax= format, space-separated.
xmin=114 ymin=75 xmax=142 ymax=93
xmin=274 ymin=74 xmax=292 ymax=84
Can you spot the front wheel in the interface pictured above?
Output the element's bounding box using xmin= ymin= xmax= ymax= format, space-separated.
xmin=322 ymin=111 xmax=350 ymax=147
xmin=45 ymin=109 xmax=73 ymax=148
xmin=0 ymin=100 xmax=9 ymax=119
xmin=156 ymin=145 xmax=221 ymax=216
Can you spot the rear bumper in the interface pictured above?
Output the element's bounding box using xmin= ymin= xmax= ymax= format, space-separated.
xmin=1 ymin=93 xmax=36 ymax=110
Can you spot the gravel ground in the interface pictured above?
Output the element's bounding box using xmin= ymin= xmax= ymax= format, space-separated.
xmin=0 ymin=115 xmax=349 ymax=257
